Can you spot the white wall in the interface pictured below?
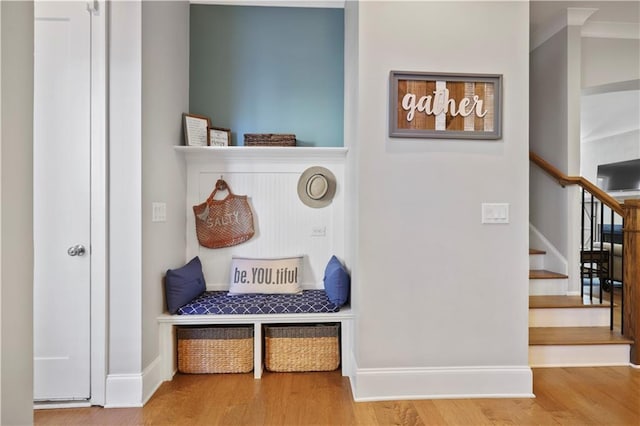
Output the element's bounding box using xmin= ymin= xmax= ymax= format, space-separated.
xmin=107 ymin=0 xmax=143 ymax=406
xmin=530 ymin=28 xmax=570 ymax=257
xmin=582 ymin=38 xmax=640 ymax=88
xmin=344 ymin=0 xmax=358 ymax=292
xmin=0 ymin=1 xmax=34 ymax=424
xmin=581 ymin=88 xmax=640 ymax=182
xmin=530 ymin=21 xmax=585 ymax=293
xmin=141 ymin=0 xmax=189 ymax=399
xmin=580 ymin=35 xmax=640 ymax=193
xmin=351 ymin=1 xmax=531 ymax=400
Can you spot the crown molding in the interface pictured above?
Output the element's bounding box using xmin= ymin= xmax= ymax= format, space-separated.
xmin=567 ymin=7 xmax=598 ymax=26
xmin=531 ymin=8 xmax=570 ymax=51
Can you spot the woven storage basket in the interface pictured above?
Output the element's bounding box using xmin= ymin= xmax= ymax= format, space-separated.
xmin=177 ymin=326 xmax=253 ymax=374
xmin=264 ymin=324 xmax=340 ymax=372
xmin=244 ymin=133 xmax=296 ymax=147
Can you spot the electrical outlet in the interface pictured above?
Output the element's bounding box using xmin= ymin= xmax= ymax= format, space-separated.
xmin=311 ymin=226 xmax=326 ymax=237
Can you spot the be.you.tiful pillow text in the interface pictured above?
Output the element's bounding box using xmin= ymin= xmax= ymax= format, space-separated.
xmin=233 ymin=266 xmax=298 ymax=285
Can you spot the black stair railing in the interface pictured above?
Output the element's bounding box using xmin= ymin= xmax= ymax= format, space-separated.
xmin=530 ymin=151 xmax=625 ymax=333
xmin=580 ymin=189 xmax=624 ymax=332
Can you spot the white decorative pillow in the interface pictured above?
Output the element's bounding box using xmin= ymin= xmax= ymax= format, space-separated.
xmin=229 ymin=256 xmax=303 ymax=295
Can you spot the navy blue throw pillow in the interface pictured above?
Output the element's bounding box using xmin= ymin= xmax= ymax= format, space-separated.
xmin=323 ymin=255 xmax=350 ymax=306
xmin=165 ymin=256 xmax=206 ymax=314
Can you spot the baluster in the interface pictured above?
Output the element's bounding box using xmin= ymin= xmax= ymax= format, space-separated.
xmin=581 ymin=189 xmax=585 ymax=299
xmin=589 ymin=192 xmax=595 ymax=303
xmin=599 ymin=202 xmax=604 ymax=304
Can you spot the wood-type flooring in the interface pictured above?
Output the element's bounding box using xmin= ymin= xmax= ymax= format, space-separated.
xmin=35 ymin=366 xmax=639 ymax=425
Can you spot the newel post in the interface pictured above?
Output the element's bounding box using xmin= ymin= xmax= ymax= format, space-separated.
xmin=623 ymin=199 xmax=640 ymax=365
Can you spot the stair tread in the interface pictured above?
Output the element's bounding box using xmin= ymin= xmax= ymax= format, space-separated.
xmin=529 ymin=295 xmax=611 ymax=309
xmin=529 ymin=327 xmax=633 ymax=346
xmin=529 ymin=248 xmax=546 ymax=255
xmin=529 ymin=269 xmax=569 ymax=279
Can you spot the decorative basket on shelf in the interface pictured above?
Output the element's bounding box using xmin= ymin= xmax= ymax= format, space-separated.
xmin=244 ymin=133 xmax=296 ymax=147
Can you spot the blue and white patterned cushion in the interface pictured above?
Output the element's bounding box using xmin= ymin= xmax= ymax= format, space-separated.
xmin=177 ymin=289 xmax=340 ymax=315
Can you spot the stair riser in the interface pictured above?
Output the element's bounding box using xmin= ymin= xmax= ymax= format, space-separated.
xmin=529 ymin=278 xmax=568 ymax=295
xmin=529 ymin=308 xmax=610 ymax=327
xmin=529 ymin=344 xmax=630 ymax=367
xmin=529 ymin=254 xmax=544 ymax=270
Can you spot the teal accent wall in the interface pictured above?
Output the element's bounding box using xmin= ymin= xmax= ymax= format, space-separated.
xmin=190 ymin=5 xmax=344 ymax=147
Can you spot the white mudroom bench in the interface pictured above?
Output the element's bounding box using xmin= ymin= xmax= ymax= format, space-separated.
xmin=157 ymin=307 xmax=354 ymax=380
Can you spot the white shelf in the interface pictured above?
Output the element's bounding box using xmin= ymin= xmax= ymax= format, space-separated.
xmin=174 ymin=145 xmax=348 ymax=163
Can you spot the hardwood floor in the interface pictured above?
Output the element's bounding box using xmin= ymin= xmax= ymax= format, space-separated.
xmin=35 ymin=367 xmax=640 ymax=425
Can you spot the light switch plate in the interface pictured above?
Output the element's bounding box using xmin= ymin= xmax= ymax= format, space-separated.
xmin=152 ymin=202 xmax=167 ymax=222
xmin=482 ymin=203 xmax=509 ymax=224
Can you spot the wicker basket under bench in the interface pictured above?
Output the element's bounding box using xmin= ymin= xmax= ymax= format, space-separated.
xmin=177 ymin=326 xmax=254 ymax=374
xmin=265 ymin=324 xmax=340 ymax=372
xmin=157 ymin=309 xmax=354 ymax=380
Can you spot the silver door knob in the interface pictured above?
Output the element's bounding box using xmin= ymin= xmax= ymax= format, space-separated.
xmin=67 ymin=244 xmax=86 ymax=257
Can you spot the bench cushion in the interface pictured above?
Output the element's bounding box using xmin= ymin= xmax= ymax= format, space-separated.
xmin=177 ymin=289 xmax=340 ymax=315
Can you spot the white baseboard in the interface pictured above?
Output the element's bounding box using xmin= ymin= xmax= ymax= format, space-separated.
xmin=142 ymin=356 xmax=164 ymax=405
xmin=105 ymin=373 xmax=143 ymax=408
xmin=351 ymin=363 xmax=534 ymax=402
xmin=34 ymin=401 xmax=91 ymax=410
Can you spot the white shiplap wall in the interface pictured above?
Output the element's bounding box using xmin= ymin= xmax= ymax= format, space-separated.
xmin=179 ymin=146 xmax=347 ymax=290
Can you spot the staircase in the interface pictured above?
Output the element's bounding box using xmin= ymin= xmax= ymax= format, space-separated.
xmin=528 ymin=248 xmax=632 ymax=367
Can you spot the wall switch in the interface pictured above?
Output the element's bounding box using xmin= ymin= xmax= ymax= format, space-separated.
xmin=482 ymin=203 xmax=509 ymax=224
xmin=311 ymin=226 xmax=326 ymax=237
xmin=152 ymin=202 xmax=167 ymax=222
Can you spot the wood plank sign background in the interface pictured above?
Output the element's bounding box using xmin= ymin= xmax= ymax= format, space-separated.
xmin=389 ymin=71 xmax=502 ymax=139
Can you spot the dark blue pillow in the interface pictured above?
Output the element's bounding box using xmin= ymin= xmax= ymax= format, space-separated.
xmin=323 ymin=255 xmax=350 ymax=306
xmin=165 ymin=257 xmax=206 ymax=314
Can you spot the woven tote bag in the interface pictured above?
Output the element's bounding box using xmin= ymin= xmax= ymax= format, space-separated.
xmin=193 ymin=179 xmax=255 ymax=249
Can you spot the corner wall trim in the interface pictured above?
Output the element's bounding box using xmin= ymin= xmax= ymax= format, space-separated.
xmin=104 ymin=373 xmax=143 ymax=408
xmin=351 ymin=364 xmax=534 ymax=402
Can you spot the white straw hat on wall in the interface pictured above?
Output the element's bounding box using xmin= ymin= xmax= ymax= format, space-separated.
xmin=297 ymin=166 xmax=336 ymax=208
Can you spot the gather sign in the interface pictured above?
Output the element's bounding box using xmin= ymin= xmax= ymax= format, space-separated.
xmin=389 ymin=72 xmax=502 ymax=140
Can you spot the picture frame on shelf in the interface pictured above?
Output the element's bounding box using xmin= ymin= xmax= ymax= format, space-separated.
xmin=182 ymin=113 xmax=211 ymax=146
xmin=209 ymin=127 xmax=232 ymax=147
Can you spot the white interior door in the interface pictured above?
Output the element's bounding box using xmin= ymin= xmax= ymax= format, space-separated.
xmin=33 ymin=1 xmax=92 ymax=401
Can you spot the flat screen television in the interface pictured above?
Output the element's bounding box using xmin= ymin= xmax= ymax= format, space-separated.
xmin=597 ymin=158 xmax=640 ymax=192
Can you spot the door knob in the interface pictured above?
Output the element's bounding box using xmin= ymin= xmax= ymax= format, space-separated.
xmin=67 ymin=244 xmax=86 ymax=257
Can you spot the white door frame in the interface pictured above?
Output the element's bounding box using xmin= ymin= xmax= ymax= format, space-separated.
xmin=89 ymin=0 xmax=107 ymax=406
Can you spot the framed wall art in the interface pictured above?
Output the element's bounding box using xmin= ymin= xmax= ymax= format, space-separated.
xmin=209 ymin=127 xmax=231 ymax=147
xmin=182 ymin=113 xmax=211 ymax=146
xmin=389 ymin=71 xmax=502 ymax=140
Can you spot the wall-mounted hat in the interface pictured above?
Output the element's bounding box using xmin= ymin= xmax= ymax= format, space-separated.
xmin=297 ymin=166 xmax=337 ymax=208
